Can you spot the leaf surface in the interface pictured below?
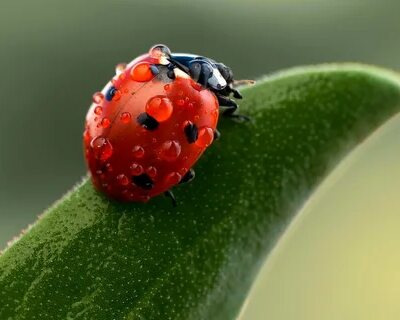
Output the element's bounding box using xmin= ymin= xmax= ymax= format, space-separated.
xmin=1 ymin=64 xmax=400 ymax=320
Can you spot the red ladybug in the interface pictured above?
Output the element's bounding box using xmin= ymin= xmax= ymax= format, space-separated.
xmin=83 ymin=45 xmax=250 ymax=205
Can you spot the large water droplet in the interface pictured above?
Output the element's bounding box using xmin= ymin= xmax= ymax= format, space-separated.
xmin=146 ymin=96 xmax=173 ymax=122
xmin=90 ymin=136 xmax=113 ymax=161
xmin=195 ymin=127 xmax=214 ymax=148
xmin=130 ymin=62 xmax=154 ymax=82
xmin=148 ymin=44 xmax=171 ymax=59
xmin=160 ymin=140 xmax=181 ymax=161
xmin=132 ymin=145 xmax=145 ymax=158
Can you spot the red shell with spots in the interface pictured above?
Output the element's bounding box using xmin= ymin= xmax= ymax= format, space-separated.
xmin=83 ymin=49 xmax=219 ymax=202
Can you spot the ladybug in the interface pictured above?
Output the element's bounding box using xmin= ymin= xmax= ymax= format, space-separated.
xmin=83 ymin=44 xmax=251 ymax=205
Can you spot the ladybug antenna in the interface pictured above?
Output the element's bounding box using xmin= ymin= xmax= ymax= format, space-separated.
xmin=232 ymin=79 xmax=256 ymax=87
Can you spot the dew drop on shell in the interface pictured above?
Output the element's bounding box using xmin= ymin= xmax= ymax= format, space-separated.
xmin=160 ymin=140 xmax=181 ymax=161
xmin=120 ymin=112 xmax=131 ymax=124
xmin=132 ymin=145 xmax=145 ymax=158
xmin=130 ymin=162 xmax=144 ymax=176
xmin=93 ymin=92 xmax=104 ymax=104
xmin=146 ymin=96 xmax=173 ymax=122
xmin=130 ymin=62 xmax=154 ymax=82
xmin=195 ymin=127 xmax=214 ymax=148
xmin=90 ymin=136 xmax=113 ymax=161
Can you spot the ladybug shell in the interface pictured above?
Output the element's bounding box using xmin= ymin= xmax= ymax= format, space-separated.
xmin=83 ymin=54 xmax=219 ymax=202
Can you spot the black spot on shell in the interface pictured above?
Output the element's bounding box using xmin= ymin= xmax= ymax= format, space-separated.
xmin=105 ymin=86 xmax=117 ymax=101
xmin=132 ymin=174 xmax=154 ymax=190
xmin=150 ymin=64 xmax=160 ymax=75
xmin=137 ymin=113 xmax=159 ymax=130
xmin=184 ymin=122 xmax=198 ymax=143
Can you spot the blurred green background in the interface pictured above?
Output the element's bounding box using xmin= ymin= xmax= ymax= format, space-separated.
xmin=1 ymin=0 xmax=400 ymax=318
xmin=1 ymin=0 xmax=400 ymax=246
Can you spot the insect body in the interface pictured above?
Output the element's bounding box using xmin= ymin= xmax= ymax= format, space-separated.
xmin=83 ymin=45 xmax=249 ymax=205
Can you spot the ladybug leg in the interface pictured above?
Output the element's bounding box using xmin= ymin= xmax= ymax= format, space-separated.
xmin=216 ymin=94 xmax=250 ymax=122
xmin=230 ymin=87 xmax=243 ymax=99
xmin=214 ymin=129 xmax=221 ymax=141
xmin=180 ymin=168 xmax=195 ymax=185
xmin=164 ymin=190 xmax=177 ymax=207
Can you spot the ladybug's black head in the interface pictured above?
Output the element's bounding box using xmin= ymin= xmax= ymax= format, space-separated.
xmin=153 ymin=45 xmax=250 ymax=93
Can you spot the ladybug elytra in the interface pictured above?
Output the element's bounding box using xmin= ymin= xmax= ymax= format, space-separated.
xmin=83 ymin=45 xmax=250 ymax=205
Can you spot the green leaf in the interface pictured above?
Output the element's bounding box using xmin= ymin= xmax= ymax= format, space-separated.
xmin=1 ymin=64 xmax=400 ymax=320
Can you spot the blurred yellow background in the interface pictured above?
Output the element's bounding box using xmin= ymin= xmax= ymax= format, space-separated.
xmin=240 ymin=114 xmax=400 ymax=319
xmin=1 ymin=1 xmax=400 ymax=318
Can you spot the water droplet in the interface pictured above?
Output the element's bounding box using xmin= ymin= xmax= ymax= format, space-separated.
xmin=152 ymin=138 xmax=157 ymax=144
xmin=100 ymin=117 xmax=111 ymax=128
xmin=93 ymin=92 xmax=104 ymax=104
xmin=146 ymin=96 xmax=173 ymax=122
xmin=176 ymin=99 xmax=185 ymax=107
xmin=120 ymin=112 xmax=131 ymax=123
xmin=90 ymin=136 xmax=113 ymax=161
xmin=148 ymin=44 xmax=171 ymax=59
xmin=165 ymin=172 xmax=181 ymax=185
xmin=130 ymin=62 xmax=154 ymax=82
xmin=94 ymin=106 xmax=103 ymax=115
xmin=164 ymin=84 xmax=171 ymax=91
xmin=115 ymin=63 xmax=127 ymax=74
xmin=179 ymin=167 xmax=187 ymax=175
xmin=187 ymin=102 xmax=194 ymax=108
xmin=96 ymin=169 xmax=103 ymax=175
xmin=178 ymin=90 xmax=184 ymax=96
xmin=113 ymin=89 xmax=122 ymax=101
xmin=194 ymin=115 xmax=200 ymax=121
xmin=116 ymin=174 xmax=129 ymax=186
xmin=132 ymin=145 xmax=145 ymax=158
xmin=195 ymin=127 xmax=214 ymax=147
xmin=130 ymin=163 xmax=144 ymax=176
xmin=160 ymin=140 xmax=181 ymax=161
xmin=146 ymin=166 xmax=157 ymax=178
